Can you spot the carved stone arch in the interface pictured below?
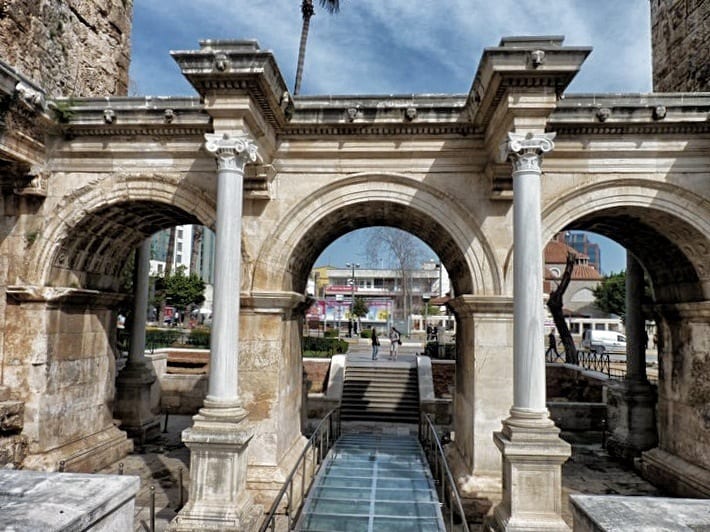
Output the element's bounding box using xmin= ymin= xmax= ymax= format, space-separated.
xmin=541 ymin=178 xmax=710 ymax=302
xmin=27 ymin=173 xmax=216 ymax=288
xmin=252 ymin=172 xmax=501 ymax=297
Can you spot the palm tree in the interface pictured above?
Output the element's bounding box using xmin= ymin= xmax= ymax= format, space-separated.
xmin=294 ymin=0 xmax=340 ymax=95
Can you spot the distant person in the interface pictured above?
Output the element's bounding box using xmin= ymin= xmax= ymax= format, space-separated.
xmin=642 ymin=330 xmax=649 ymax=353
xmin=426 ymin=324 xmax=432 ymax=341
xmin=546 ymin=331 xmax=560 ymax=358
xmin=432 ymin=326 xmax=439 ymax=342
xmin=389 ymin=326 xmax=402 ymax=360
xmin=347 ymin=319 xmax=353 ymax=338
xmin=371 ymin=327 xmax=380 ymax=360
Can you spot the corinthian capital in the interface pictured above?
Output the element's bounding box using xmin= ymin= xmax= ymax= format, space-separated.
xmin=204 ymin=132 xmax=260 ymax=171
xmin=499 ymin=132 xmax=556 ymax=174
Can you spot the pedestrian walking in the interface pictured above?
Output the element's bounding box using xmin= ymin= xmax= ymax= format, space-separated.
xmin=371 ymin=327 xmax=379 ymax=360
xmin=389 ymin=326 xmax=402 ymax=360
xmin=546 ymin=331 xmax=560 ymax=359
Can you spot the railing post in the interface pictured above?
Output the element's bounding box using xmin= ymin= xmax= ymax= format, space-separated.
xmin=287 ymin=484 xmax=293 ymax=528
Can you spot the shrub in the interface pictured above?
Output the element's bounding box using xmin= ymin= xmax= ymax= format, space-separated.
xmin=145 ymin=328 xmax=182 ymax=349
xmin=302 ymin=336 xmax=349 ymax=356
xmin=188 ymin=327 xmax=210 ymax=347
xmin=323 ymin=328 xmax=340 ymax=338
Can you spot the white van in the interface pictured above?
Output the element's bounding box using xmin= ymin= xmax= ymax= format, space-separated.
xmin=581 ymin=329 xmax=627 ymax=355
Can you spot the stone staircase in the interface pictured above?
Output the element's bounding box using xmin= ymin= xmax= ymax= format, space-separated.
xmin=340 ymin=362 xmax=420 ymax=424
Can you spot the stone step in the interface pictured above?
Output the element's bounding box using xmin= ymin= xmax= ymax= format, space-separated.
xmin=341 ymin=363 xmax=420 ymax=424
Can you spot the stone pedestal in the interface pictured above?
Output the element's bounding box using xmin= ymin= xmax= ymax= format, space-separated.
xmin=606 ymin=380 xmax=657 ymax=462
xmin=170 ymin=410 xmax=262 ymax=531
xmin=492 ymin=411 xmax=571 ymax=532
xmin=0 ymin=469 xmax=139 ymax=530
xmin=114 ymin=361 xmax=161 ymax=444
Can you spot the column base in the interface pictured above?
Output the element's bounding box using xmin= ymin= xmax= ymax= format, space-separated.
xmin=114 ymin=362 xmax=161 ymax=444
xmin=169 ymin=407 xmax=262 ymax=531
xmin=491 ymin=409 xmax=571 ymax=532
xmin=22 ymin=424 xmax=133 ymax=472
xmin=606 ymin=379 xmax=657 ymax=462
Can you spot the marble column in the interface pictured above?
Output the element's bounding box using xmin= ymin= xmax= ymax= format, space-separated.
xmin=492 ymin=132 xmax=571 ymax=532
xmin=606 ymin=252 xmax=657 ymax=461
xmin=171 ymin=132 xmax=261 ymax=531
xmin=114 ymin=238 xmax=160 ymax=443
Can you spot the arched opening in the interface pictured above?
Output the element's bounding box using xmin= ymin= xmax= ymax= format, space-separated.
xmin=11 ymin=190 xmax=213 ymax=471
xmin=544 ymin=186 xmax=710 ymax=499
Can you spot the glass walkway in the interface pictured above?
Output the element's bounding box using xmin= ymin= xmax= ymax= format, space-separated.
xmin=295 ymin=432 xmax=446 ymax=531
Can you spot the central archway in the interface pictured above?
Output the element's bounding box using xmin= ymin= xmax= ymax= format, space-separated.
xmin=254 ymin=173 xmax=502 ymax=297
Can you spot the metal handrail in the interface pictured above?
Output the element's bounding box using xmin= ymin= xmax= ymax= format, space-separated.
xmin=259 ymin=407 xmax=341 ymax=532
xmin=546 ymin=349 xmax=659 ymax=385
xmin=419 ymin=413 xmax=470 ymax=532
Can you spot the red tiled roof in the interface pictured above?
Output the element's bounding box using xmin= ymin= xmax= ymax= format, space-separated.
xmin=544 ymin=240 xmax=586 ymax=263
xmin=572 ymin=264 xmax=602 ymax=280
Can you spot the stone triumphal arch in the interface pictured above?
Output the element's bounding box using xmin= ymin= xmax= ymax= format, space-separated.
xmin=0 ymin=35 xmax=708 ymax=529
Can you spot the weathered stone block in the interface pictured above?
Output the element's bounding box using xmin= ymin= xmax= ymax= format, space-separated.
xmin=0 ymin=400 xmax=24 ymax=432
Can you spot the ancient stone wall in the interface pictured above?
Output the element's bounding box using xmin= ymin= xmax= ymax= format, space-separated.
xmin=0 ymin=0 xmax=133 ymax=97
xmin=650 ymin=0 xmax=709 ymax=92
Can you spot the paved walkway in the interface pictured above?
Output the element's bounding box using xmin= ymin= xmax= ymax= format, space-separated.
xmin=102 ymin=339 xmax=661 ymax=530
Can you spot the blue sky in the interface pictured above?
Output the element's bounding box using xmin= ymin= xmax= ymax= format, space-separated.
xmin=129 ymin=0 xmax=651 ymax=274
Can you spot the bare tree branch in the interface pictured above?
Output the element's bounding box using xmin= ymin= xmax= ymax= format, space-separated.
xmin=547 ymin=252 xmax=578 ymax=364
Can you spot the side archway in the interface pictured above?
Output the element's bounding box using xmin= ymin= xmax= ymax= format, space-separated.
xmin=25 ymin=173 xmax=216 ymax=290
xmin=542 ymin=178 xmax=710 ymax=497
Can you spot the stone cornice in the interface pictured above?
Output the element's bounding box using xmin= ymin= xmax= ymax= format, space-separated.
xmin=548 ymin=93 xmax=710 ymax=135
xmin=42 ymin=92 xmax=710 ymax=139
xmin=51 ymin=96 xmax=211 ymax=137
xmin=171 ymin=40 xmax=290 ymax=132
xmin=448 ymin=295 xmax=514 ymax=316
xmin=241 ymin=291 xmax=307 ymax=312
xmin=7 ymin=285 xmax=127 ymax=306
xmin=465 ymin=36 xmax=592 ymax=129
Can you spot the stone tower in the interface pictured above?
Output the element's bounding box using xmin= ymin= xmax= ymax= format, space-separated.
xmin=650 ymin=0 xmax=709 ymax=92
xmin=0 ymin=0 xmax=133 ymax=96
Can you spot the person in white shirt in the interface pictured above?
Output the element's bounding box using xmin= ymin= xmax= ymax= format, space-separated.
xmin=389 ymin=326 xmax=402 ymax=360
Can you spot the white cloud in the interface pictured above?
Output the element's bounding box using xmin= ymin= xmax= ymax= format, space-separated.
xmin=130 ymin=0 xmax=652 ymax=96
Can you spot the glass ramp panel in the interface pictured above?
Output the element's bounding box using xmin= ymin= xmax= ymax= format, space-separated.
xmin=296 ymin=433 xmax=445 ymax=532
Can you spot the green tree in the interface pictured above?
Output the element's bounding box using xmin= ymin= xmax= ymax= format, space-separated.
xmin=593 ymin=272 xmax=627 ymax=319
xmin=352 ymin=296 xmax=368 ymax=320
xmin=593 ymin=271 xmax=653 ymax=321
xmin=294 ymin=0 xmax=341 ymax=95
xmin=154 ymin=265 xmax=206 ymax=320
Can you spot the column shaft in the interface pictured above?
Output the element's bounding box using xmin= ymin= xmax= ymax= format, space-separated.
xmin=512 ymin=171 xmax=545 ymax=411
xmin=626 ymin=252 xmax=647 ymax=381
xmin=128 ymin=238 xmax=151 ymax=364
xmin=503 ymin=132 xmax=555 ymax=414
xmin=203 ymin=133 xmax=258 ymax=409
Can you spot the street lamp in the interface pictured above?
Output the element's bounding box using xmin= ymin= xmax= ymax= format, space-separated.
xmin=422 ymin=293 xmax=431 ymax=339
xmin=435 ymin=262 xmax=443 ymax=297
xmin=346 ymin=262 xmax=359 ymax=336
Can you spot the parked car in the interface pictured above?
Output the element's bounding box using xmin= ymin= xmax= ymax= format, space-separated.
xmin=581 ymin=329 xmax=627 ymax=355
